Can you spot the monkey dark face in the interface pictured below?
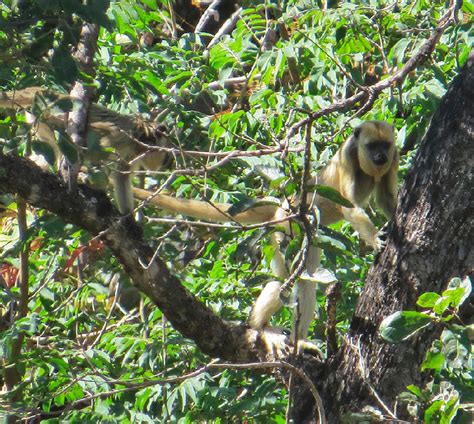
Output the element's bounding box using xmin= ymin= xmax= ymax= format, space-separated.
xmin=353 ymin=121 xmax=396 ymax=179
xmin=366 ymin=141 xmax=391 ymax=166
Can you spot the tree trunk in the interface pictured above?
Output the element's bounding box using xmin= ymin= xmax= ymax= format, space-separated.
xmin=292 ymin=56 xmax=474 ymax=422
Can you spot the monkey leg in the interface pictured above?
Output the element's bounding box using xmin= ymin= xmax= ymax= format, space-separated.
xmin=248 ymin=280 xmax=284 ymax=330
xmin=111 ymin=163 xmax=134 ymax=214
xmin=290 ymin=245 xmax=320 ymax=351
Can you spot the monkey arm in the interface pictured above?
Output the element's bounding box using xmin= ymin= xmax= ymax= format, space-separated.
xmin=375 ymin=150 xmax=399 ymax=218
xmin=249 ymin=281 xmax=284 ymax=329
xmin=248 ymin=232 xmax=288 ymax=329
xmin=341 ymin=206 xmax=382 ymax=250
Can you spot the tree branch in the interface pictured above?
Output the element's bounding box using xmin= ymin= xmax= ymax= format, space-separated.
xmin=284 ymin=5 xmax=457 ymax=144
xmin=0 ymin=153 xmax=261 ymax=361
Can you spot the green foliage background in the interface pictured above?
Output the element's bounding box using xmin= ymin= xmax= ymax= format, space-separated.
xmin=0 ymin=0 xmax=472 ymax=422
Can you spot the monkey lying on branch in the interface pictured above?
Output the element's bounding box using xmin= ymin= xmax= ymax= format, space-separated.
xmin=0 ymin=86 xmax=173 ymax=214
xmin=134 ymin=120 xmax=399 ymax=354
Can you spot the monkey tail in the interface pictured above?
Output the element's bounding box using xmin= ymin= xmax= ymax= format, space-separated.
xmin=133 ymin=187 xmax=287 ymax=227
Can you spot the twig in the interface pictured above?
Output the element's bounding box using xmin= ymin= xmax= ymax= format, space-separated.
xmin=141 ymin=224 xmax=179 ymax=270
xmin=89 ymin=273 xmax=121 ymax=348
xmin=348 ymin=337 xmax=398 ymax=420
xmin=283 ymin=6 xmax=456 ymax=145
xmin=280 ymin=122 xmax=315 ymax=297
xmin=23 ymin=359 xmax=326 ymax=423
xmin=207 ymin=7 xmax=243 ymax=50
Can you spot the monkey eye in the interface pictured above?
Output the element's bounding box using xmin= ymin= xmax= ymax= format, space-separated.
xmin=367 ymin=141 xmax=391 ymax=150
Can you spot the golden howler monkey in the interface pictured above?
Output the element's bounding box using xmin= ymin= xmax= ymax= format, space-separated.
xmin=137 ymin=121 xmax=399 ymax=353
xmin=0 ymin=87 xmax=173 ymax=214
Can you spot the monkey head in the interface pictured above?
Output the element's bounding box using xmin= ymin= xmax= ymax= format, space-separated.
xmin=133 ymin=122 xmax=174 ymax=171
xmin=354 ymin=121 xmax=396 ymax=180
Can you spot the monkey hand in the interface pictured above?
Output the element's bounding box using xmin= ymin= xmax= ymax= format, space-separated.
xmin=296 ymin=340 xmax=324 ymax=359
xmin=374 ymin=222 xmax=392 ymax=252
xmin=373 ymin=232 xmax=388 ymax=252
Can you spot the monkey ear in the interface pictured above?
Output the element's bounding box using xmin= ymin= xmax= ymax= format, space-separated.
xmin=354 ymin=126 xmax=362 ymax=139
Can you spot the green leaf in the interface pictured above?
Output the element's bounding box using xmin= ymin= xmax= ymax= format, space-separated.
xmin=51 ymin=49 xmax=78 ymax=84
xmin=36 ymin=0 xmax=60 ymax=12
xmin=388 ymin=38 xmax=411 ymax=63
xmin=254 ymin=165 xmax=285 ymax=181
xmin=417 ymin=292 xmax=440 ymax=308
xmin=406 ymin=385 xmax=423 ymax=398
xmin=441 ymin=329 xmax=469 ymax=369
xmin=424 ymin=400 xmax=443 ymax=423
xmin=439 ymin=287 xmax=466 ymax=310
xmin=165 ymin=70 xmax=193 ymax=86
xmin=32 ymin=141 xmax=57 ymax=165
xmin=300 ymin=268 xmax=337 ymax=285
xmin=315 ymin=185 xmax=353 ymax=208
xmin=379 ymin=311 xmax=433 ymax=343
xmin=432 ymin=296 xmax=451 ymax=315
xmin=228 ymin=198 xmax=280 ymax=216
xmin=424 ymin=79 xmax=447 ymax=98
xmin=445 ymin=276 xmax=471 ymax=307
xmin=421 ymin=351 xmax=445 ymax=372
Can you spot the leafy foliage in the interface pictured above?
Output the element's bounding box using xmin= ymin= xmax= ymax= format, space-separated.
xmin=0 ymin=0 xmax=472 ymax=421
xmin=380 ymin=277 xmax=473 ymax=423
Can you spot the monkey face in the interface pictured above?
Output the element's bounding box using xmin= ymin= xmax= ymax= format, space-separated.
xmin=138 ymin=124 xmax=174 ymax=171
xmin=366 ymin=140 xmax=391 ymax=166
xmin=354 ymin=121 xmax=395 ymax=179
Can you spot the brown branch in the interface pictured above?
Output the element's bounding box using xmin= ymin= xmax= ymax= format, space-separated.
xmin=0 ymin=153 xmax=259 ymax=362
xmin=326 ymin=282 xmax=341 ymax=357
xmin=62 ymin=23 xmax=99 ymax=188
xmin=284 ymin=6 xmax=457 ymax=144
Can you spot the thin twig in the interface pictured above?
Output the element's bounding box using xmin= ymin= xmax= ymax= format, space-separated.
xmin=280 ymin=122 xmax=315 ymax=297
xmin=283 ymin=7 xmax=456 ymax=145
xmin=22 ymin=359 xmax=326 ymax=423
xmin=348 ymin=337 xmax=398 ymax=420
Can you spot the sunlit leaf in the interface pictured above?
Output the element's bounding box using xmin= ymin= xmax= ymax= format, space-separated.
xmin=379 ymin=311 xmax=433 ymax=343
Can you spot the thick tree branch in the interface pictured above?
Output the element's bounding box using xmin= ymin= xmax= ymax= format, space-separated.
xmin=0 ymin=154 xmax=260 ymax=361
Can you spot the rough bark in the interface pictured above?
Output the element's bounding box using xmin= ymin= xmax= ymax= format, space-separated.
xmin=0 ymin=154 xmax=260 ymax=362
xmin=291 ymin=55 xmax=474 ymax=423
